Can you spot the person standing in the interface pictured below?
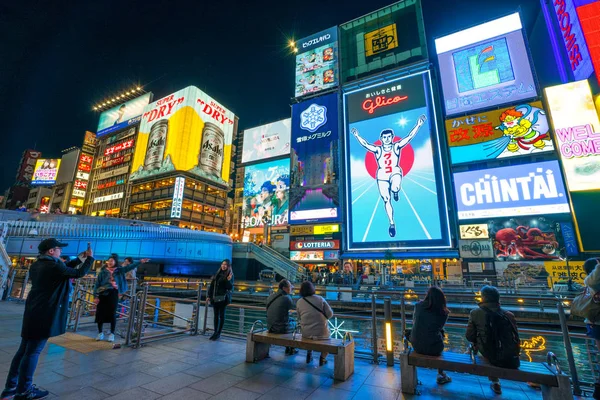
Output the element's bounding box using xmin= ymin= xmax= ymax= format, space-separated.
xmin=581 ymin=258 xmax=600 ymax=399
xmin=296 ymin=281 xmax=334 ymax=366
xmin=1 ymin=239 xmax=94 ymax=400
xmin=94 ymin=254 xmax=149 ymax=342
xmin=123 ymin=257 xmax=136 ymax=281
xmin=207 ymin=259 xmax=234 ymax=341
xmin=266 ymin=279 xmax=296 ymax=355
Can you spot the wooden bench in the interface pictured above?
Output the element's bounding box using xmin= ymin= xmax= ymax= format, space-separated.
xmin=246 ymin=321 xmax=354 ymax=381
xmin=399 ymin=347 xmax=573 ymax=400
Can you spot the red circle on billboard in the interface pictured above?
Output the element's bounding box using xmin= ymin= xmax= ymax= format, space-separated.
xmin=365 ymin=137 xmax=415 ymax=179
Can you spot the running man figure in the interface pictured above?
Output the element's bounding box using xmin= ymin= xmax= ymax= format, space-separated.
xmin=351 ymin=115 xmax=426 ymax=238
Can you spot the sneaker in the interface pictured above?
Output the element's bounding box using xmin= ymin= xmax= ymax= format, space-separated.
xmin=96 ymin=332 xmax=104 ymax=341
xmin=393 ymin=192 xmax=399 ymax=202
xmin=107 ymin=333 xmax=115 ymax=342
xmin=490 ymin=382 xmax=502 ymax=394
xmin=306 ymin=350 xmax=313 ymax=364
xmin=14 ymin=385 xmax=49 ymax=400
xmin=1 ymin=388 xmax=17 ymax=400
xmin=389 ymin=224 xmax=396 ymax=238
xmin=436 ymin=374 xmax=452 ymax=385
xmin=319 ymin=356 xmax=328 ymax=366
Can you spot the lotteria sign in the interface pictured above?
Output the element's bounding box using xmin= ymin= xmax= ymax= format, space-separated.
xmin=453 ymin=160 xmax=570 ymax=220
xmin=291 ymin=240 xmax=340 ymax=250
xmin=545 ymin=80 xmax=600 ymax=191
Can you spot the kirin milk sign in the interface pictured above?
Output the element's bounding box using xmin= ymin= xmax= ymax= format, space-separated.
xmin=453 ymin=161 xmax=570 ymax=220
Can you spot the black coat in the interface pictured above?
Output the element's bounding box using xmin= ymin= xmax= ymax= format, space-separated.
xmin=410 ymin=301 xmax=448 ymax=356
xmin=21 ymin=255 xmax=94 ymax=339
xmin=208 ymin=270 xmax=234 ymax=305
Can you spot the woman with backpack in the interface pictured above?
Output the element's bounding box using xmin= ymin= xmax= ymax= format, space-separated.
xmin=409 ymin=286 xmax=451 ymax=385
xmin=296 ymin=281 xmax=333 ymax=366
xmin=207 ymin=259 xmax=234 ymax=341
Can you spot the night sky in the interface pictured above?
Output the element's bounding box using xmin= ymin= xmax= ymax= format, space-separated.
xmin=0 ymin=0 xmax=545 ymax=192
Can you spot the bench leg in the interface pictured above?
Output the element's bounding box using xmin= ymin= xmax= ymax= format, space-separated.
xmin=399 ymin=353 xmax=418 ymax=394
xmin=541 ymin=374 xmax=573 ymax=400
xmin=245 ymin=333 xmax=270 ymax=363
xmin=333 ymin=342 xmax=354 ymax=381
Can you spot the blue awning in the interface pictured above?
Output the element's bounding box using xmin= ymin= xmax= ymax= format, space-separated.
xmin=342 ymin=250 xmax=459 ymax=260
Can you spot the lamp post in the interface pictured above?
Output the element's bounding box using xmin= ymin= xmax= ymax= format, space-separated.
xmin=384 ymin=297 xmax=394 ymax=366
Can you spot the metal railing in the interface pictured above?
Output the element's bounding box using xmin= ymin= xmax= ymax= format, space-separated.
xmin=233 ymin=242 xmax=306 ymax=282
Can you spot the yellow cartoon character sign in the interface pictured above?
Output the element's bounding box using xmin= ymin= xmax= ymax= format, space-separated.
xmin=497 ymin=105 xmax=551 ymax=153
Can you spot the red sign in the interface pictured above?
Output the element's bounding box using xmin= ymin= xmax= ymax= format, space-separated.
xmin=290 ymin=240 xmax=340 ymax=250
xmin=577 ymin=1 xmax=600 ymax=83
xmin=362 ymin=94 xmax=408 ymax=115
xmin=104 ymin=139 xmax=134 ymax=156
xmin=80 ymin=154 xmax=93 ymax=164
xmin=97 ymin=179 xmax=124 ymax=190
xmin=78 ymin=162 xmax=92 ymax=172
xmin=16 ymin=150 xmax=42 ymax=184
xmin=143 ymin=94 xmax=185 ymax=123
xmin=74 ymin=180 xmax=88 ymax=190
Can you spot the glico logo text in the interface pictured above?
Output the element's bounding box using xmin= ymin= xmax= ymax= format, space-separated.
xmin=362 ymin=94 xmax=408 ymax=114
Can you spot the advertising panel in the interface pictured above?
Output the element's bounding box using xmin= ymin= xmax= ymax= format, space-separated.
xmin=97 ymin=166 xmax=130 ymax=180
xmin=489 ymin=217 xmax=565 ymax=261
xmin=241 ymin=119 xmax=291 ymax=164
xmin=435 ymin=13 xmax=537 ymax=116
xmin=577 ymin=1 xmax=600 ymax=83
xmin=170 ymin=177 xmax=185 ymax=218
xmin=241 ymin=158 xmax=289 ymax=228
xmin=544 ymin=260 xmax=585 ymax=286
xmin=458 ymin=239 xmax=494 ymax=259
xmin=445 ymin=101 xmax=554 ymax=164
xmin=102 ymin=154 xmax=131 ymax=169
xmin=291 ymin=240 xmax=340 ymax=250
xmin=15 ymin=150 xmax=42 ymax=184
xmin=290 ymin=93 xmax=340 ymax=224
xmin=545 ymin=80 xmax=600 ymax=192
xmin=93 ymin=192 xmax=124 ymax=204
xmin=104 ymin=139 xmax=135 ymax=156
xmin=459 ymin=224 xmax=489 ymax=239
xmin=295 ymin=27 xmax=339 ymax=98
xmin=453 ymin=161 xmax=570 ymax=220
xmin=290 ymin=250 xmax=338 ymax=262
xmin=82 ymin=131 xmax=98 ymax=154
xmin=343 ymin=70 xmax=451 ymax=250
xmin=130 ymin=86 xmax=235 ymax=187
xmin=97 ymin=178 xmax=125 ymax=190
xmin=31 ymin=159 xmax=61 ymax=185
xmin=96 ymin=93 xmax=152 ymax=138
xmin=339 ymin=1 xmax=426 ymax=84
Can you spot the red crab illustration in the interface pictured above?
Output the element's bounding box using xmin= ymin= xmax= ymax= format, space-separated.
xmin=494 ymin=226 xmax=560 ymax=260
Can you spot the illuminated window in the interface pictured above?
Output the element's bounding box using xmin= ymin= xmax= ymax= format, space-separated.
xmin=130 ymin=203 xmax=151 ymax=212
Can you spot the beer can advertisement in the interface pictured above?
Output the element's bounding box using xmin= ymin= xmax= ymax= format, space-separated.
xmin=453 ymin=161 xmax=570 ymax=220
xmin=445 ymin=101 xmax=554 ymax=165
xmin=130 ymin=86 xmax=235 ymax=187
xmin=435 ymin=13 xmax=537 ymax=116
xmin=241 ymin=158 xmax=289 ymax=228
xmin=31 ymin=159 xmax=61 ymax=185
xmin=290 ymin=92 xmax=340 ymax=224
xmin=545 ymin=80 xmax=600 ymax=192
xmin=241 ymin=119 xmax=291 ymax=163
xmin=295 ymin=26 xmax=338 ymax=98
xmin=96 ymin=93 xmax=152 ymax=138
xmin=343 ymin=70 xmax=452 ymax=251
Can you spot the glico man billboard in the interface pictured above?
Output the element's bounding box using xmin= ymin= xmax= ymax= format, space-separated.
xmin=435 ymin=13 xmax=537 ymax=116
xmin=241 ymin=158 xmax=290 ymax=228
xmin=96 ymin=93 xmax=152 ymax=138
xmin=453 ymin=161 xmax=571 ymax=220
xmin=295 ymin=27 xmax=339 ymax=98
xmin=130 ymin=86 xmax=235 ymax=187
xmin=343 ymin=70 xmax=452 ymax=251
xmin=290 ymin=92 xmax=340 ymax=224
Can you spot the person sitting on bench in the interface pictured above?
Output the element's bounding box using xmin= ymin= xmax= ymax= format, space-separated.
xmin=266 ymin=279 xmax=297 ymax=355
xmin=297 ymin=281 xmax=334 ymax=366
xmin=409 ymin=286 xmax=451 ymax=385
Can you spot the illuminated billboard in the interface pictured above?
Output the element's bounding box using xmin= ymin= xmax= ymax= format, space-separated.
xmin=339 ymin=1 xmax=427 ymax=84
xmin=16 ymin=150 xmax=42 ymax=185
xmin=290 ymin=93 xmax=340 ymax=224
xmin=241 ymin=119 xmax=291 ymax=164
xmin=577 ymin=1 xmax=600 ymax=83
xmin=435 ymin=13 xmax=537 ymax=116
xmin=343 ymin=70 xmax=451 ymax=251
xmin=96 ymin=93 xmax=152 ymax=137
xmin=445 ymin=101 xmax=553 ymax=164
xmin=130 ymin=86 xmax=235 ymax=187
xmin=545 ymin=80 xmax=600 ymax=192
xmin=295 ymin=27 xmax=339 ymax=98
xmin=241 ymin=158 xmax=289 ymax=228
xmin=31 ymin=159 xmax=61 ymax=185
xmin=453 ymin=161 xmax=570 ymax=220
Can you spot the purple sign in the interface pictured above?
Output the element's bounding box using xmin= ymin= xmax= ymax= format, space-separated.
xmin=435 ymin=13 xmax=538 ymax=116
xmin=453 ymin=160 xmax=570 ymax=220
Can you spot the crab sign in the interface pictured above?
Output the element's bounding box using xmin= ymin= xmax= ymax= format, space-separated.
xmin=494 ymin=226 xmax=560 ymax=260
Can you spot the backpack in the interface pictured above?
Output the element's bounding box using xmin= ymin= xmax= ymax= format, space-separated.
xmin=481 ymin=307 xmax=520 ymax=369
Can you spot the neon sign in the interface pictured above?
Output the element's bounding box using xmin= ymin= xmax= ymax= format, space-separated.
xmin=362 ymin=95 xmax=408 ymax=114
xmin=520 ymin=335 xmax=546 ymax=362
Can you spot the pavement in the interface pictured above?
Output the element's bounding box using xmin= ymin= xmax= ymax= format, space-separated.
xmin=0 ymin=301 xmax=582 ymax=399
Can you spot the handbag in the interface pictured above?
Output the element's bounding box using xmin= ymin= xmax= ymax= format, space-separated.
xmin=571 ymin=287 xmax=600 ymax=322
xmin=302 ymin=297 xmax=330 ymax=320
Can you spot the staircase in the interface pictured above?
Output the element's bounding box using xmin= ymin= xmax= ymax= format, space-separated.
xmin=233 ymin=242 xmax=306 ymax=282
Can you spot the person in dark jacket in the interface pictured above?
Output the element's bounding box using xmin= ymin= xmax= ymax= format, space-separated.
xmin=94 ymin=254 xmax=149 ymax=342
xmin=466 ymin=285 xmax=519 ymax=395
xmin=266 ymin=279 xmax=296 ymax=355
xmin=1 ymin=238 xmax=93 ymax=400
xmin=409 ymin=286 xmax=451 ymax=385
xmin=207 ymin=259 xmax=233 ymax=341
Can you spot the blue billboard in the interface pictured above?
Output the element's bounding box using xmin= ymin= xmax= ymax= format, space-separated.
xmin=96 ymin=93 xmax=152 ymax=137
xmin=453 ymin=160 xmax=571 ymax=220
xmin=290 ymin=93 xmax=340 ymax=224
xmin=343 ymin=70 xmax=452 ymax=251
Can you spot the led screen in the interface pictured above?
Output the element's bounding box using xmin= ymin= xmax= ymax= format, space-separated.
xmin=295 ymin=27 xmax=339 ymax=98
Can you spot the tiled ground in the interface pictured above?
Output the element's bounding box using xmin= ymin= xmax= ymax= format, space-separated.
xmin=0 ymin=302 xmax=580 ymax=399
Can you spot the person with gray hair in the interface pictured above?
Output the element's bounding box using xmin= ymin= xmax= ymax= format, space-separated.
xmin=266 ymin=279 xmax=296 ymax=355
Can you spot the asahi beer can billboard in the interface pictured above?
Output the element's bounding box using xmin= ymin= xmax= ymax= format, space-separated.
xmin=130 ymin=86 xmax=235 ymax=186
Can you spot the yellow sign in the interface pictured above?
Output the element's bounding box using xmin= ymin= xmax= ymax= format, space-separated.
xmin=290 ymin=226 xmax=313 ymax=235
xmin=314 ymin=224 xmax=340 ymax=235
xmin=364 ymin=24 xmax=398 ymax=57
xmin=544 ymin=261 xmax=585 ymax=286
xmin=459 ymin=224 xmax=489 ymax=239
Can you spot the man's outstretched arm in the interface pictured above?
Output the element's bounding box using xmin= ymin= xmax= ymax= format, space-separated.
xmin=396 ymin=115 xmax=427 ymax=148
xmin=351 ymin=128 xmax=378 ymax=153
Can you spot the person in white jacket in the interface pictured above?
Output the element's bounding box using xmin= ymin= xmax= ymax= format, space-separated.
xmin=296 ymin=281 xmax=334 ymax=366
xmin=584 ymin=258 xmax=600 ymax=400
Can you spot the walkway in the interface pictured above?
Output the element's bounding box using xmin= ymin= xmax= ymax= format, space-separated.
xmin=0 ymin=302 xmax=575 ymax=399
